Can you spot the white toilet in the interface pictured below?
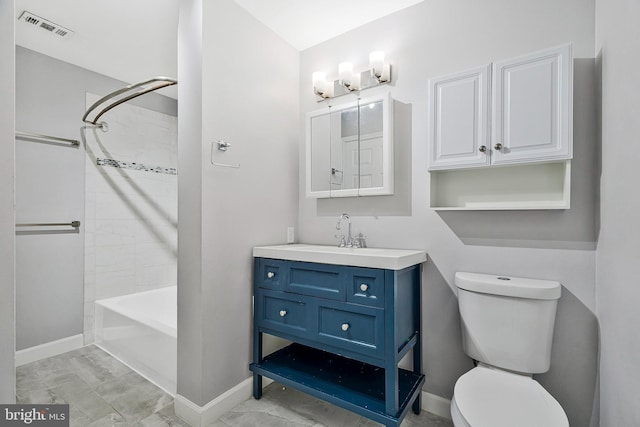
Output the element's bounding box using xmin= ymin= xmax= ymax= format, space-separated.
xmin=451 ymin=272 xmax=569 ymax=427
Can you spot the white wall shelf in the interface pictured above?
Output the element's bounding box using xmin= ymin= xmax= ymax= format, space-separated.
xmin=430 ymin=161 xmax=571 ymax=211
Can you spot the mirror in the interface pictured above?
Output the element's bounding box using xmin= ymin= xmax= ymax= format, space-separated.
xmin=306 ymin=92 xmax=393 ymax=198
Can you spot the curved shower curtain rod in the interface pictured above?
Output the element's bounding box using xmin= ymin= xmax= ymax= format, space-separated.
xmin=82 ymin=76 xmax=177 ymax=131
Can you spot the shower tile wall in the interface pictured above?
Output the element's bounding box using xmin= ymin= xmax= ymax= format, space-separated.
xmin=84 ymin=93 xmax=177 ymax=343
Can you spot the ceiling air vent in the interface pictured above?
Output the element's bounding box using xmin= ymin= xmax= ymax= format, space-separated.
xmin=18 ymin=11 xmax=74 ymax=39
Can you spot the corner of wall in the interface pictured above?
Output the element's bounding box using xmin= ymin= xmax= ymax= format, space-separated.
xmin=176 ymin=0 xmax=206 ymax=407
xmin=174 ymin=377 xmax=273 ymax=426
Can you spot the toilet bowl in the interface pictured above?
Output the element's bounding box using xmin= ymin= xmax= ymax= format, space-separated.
xmin=452 ymin=272 xmax=569 ymax=427
xmin=451 ymin=364 xmax=568 ymax=427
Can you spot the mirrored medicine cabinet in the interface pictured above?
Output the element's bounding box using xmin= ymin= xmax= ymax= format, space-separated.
xmin=305 ymin=92 xmax=393 ymax=198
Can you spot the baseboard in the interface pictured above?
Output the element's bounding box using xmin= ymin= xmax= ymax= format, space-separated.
xmin=422 ymin=390 xmax=452 ymax=420
xmin=15 ymin=334 xmax=85 ymax=366
xmin=175 ymin=375 xmax=447 ymax=426
xmin=174 ymin=377 xmax=273 ymax=427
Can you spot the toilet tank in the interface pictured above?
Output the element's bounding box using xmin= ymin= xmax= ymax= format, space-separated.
xmin=455 ymin=272 xmax=561 ymax=374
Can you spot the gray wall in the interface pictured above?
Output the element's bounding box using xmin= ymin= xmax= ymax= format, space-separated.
xmin=0 ymin=0 xmax=16 ymax=404
xmin=15 ymin=46 xmax=176 ymax=350
xmin=177 ymin=0 xmax=299 ymax=406
xmin=595 ymin=0 xmax=640 ymax=425
xmin=298 ymin=1 xmax=599 ymax=426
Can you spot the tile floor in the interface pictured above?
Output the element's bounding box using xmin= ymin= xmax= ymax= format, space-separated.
xmin=16 ymin=345 xmax=453 ymax=427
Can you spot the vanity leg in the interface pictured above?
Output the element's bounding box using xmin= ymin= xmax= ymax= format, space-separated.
xmin=384 ymin=365 xmax=399 ymax=416
xmin=412 ymin=390 xmax=421 ymax=414
xmin=253 ymin=329 xmax=263 ymax=399
xmin=412 ymin=266 xmax=423 ymax=415
xmin=412 ymin=342 xmax=422 ymax=414
xmin=253 ymin=374 xmax=262 ymax=399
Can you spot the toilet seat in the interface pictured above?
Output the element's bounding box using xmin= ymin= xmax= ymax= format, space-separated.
xmin=451 ymin=365 xmax=568 ymax=427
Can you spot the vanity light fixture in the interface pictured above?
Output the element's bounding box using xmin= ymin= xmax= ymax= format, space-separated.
xmin=312 ymin=50 xmax=392 ymax=101
xmin=312 ymin=71 xmax=332 ymax=99
xmin=369 ymin=51 xmax=390 ymax=83
xmin=338 ymin=62 xmax=360 ymax=91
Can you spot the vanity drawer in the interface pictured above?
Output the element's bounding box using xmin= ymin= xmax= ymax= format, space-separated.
xmin=316 ymin=302 xmax=384 ymax=359
xmin=256 ymin=258 xmax=287 ymax=290
xmin=285 ymin=261 xmax=347 ymax=301
xmin=258 ymin=292 xmax=309 ymax=338
xmin=347 ymin=268 xmax=385 ymax=308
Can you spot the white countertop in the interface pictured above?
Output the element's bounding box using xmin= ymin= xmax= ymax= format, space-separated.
xmin=253 ymin=244 xmax=427 ymax=270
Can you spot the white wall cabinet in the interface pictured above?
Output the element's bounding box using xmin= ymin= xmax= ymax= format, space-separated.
xmin=492 ymin=44 xmax=573 ymax=165
xmin=428 ymin=65 xmax=490 ymax=170
xmin=427 ymin=44 xmax=573 ymax=210
xmin=428 ymin=44 xmax=572 ymax=171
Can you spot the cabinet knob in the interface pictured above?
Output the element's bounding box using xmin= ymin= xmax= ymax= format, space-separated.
xmin=359 ymin=283 xmax=369 ymax=292
xmin=267 ymin=271 xmax=275 ymax=279
xmin=478 ymin=145 xmax=487 ymax=153
xmin=494 ymin=143 xmax=503 ymax=151
xmin=341 ymin=323 xmax=350 ymax=331
xmin=279 ymin=310 xmax=287 ymax=317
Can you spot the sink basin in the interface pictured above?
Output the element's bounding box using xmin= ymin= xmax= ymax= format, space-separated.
xmin=253 ymin=244 xmax=427 ymax=270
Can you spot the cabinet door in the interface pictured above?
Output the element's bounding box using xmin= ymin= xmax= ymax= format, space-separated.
xmin=491 ymin=44 xmax=572 ymax=165
xmin=428 ymin=65 xmax=490 ymax=170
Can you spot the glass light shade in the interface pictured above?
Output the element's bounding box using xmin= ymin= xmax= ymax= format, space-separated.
xmin=312 ymin=71 xmax=327 ymax=94
xmin=369 ymin=51 xmax=385 ymax=77
xmin=338 ymin=62 xmax=353 ymax=84
xmin=350 ymin=73 xmax=361 ymax=90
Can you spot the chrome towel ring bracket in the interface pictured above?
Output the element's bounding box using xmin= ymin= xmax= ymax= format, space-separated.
xmin=210 ymin=140 xmax=240 ymax=169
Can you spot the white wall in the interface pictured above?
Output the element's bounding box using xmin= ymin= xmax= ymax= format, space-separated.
xmin=177 ymin=0 xmax=299 ymax=407
xmin=298 ymin=1 xmax=598 ymax=425
xmin=14 ymin=48 xmax=85 ymax=351
xmin=0 ymin=0 xmax=16 ymax=404
xmin=595 ymin=0 xmax=640 ymax=425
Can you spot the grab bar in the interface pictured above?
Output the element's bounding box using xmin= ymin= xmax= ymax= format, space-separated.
xmin=16 ymin=131 xmax=80 ymax=146
xmin=16 ymin=221 xmax=81 ymax=228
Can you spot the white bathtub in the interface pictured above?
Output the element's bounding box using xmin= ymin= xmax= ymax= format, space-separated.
xmin=95 ymin=286 xmax=176 ymax=395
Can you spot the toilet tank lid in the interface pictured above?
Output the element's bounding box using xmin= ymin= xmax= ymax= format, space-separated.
xmin=455 ymin=272 xmax=561 ymax=300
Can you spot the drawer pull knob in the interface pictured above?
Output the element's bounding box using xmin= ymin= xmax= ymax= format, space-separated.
xmin=267 ymin=271 xmax=275 ymax=279
xmin=359 ymin=283 xmax=369 ymax=292
xmin=341 ymin=323 xmax=350 ymax=331
xmin=279 ymin=310 xmax=287 ymax=317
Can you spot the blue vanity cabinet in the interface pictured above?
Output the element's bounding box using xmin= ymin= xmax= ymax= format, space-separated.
xmin=250 ymin=256 xmax=425 ymax=427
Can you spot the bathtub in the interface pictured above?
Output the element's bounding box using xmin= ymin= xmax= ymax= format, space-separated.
xmin=95 ymin=286 xmax=176 ymax=395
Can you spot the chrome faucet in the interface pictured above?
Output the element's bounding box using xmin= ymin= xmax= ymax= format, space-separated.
xmin=335 ymin=213 xmax=366 ymax=248
xmin=336 ymin=213 xmax=353 ymax=247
